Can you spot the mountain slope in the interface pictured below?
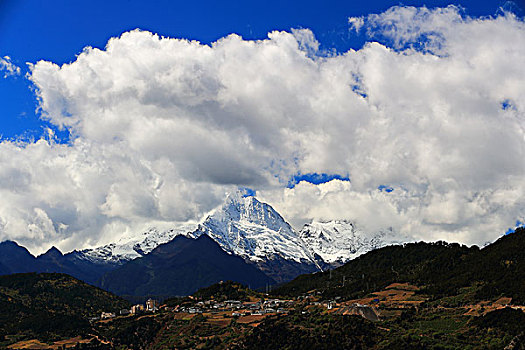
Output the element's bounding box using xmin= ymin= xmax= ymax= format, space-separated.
xmin=273 ymin=240 xmax=474 ymax=299
xmin=100 ymin=235 xmax=275 ymax=296
xmin=274 ymin=229 xmax=525 ymax=304
xmin=0 ymin=273 xmax=129 ymax=344
xmin=0 ymin=262 xmax=8 ymax=275
xmin=37 ymin=247 xmax=119 ymax=285
xmin=424 ymin=228 xmax=525 ymax=302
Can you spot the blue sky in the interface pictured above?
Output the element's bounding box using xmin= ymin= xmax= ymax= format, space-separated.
xmin=0 ymin=0 xmax=521 ymax=141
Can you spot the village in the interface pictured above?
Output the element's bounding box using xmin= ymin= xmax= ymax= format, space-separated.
xmin=96 ymin=298 xmax=161 ymax=321
xmin=93 ymin=282 xmax=432 ymax=325
xmin=161 ymin=282 xmax=430 ymax=322
xmin=94 ymin=281 xmax=524 ymax=329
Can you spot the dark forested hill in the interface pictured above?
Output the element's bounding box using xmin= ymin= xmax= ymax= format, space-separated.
xmin=423 ymin=228 xmax=525 ymax=303
xmin=100 ymin=235 xmax=275 ymax=297
xmin=274 ymin=229 xmax=525 ymax=303
xmin=0 ymin=273 xmax=129 ymax=344
xmin=273 ymin=240 xmax=473 ymax=299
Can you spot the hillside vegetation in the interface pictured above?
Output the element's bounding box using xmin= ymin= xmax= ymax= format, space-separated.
xmin=274 ymin=229 xmax=525 ymax=304
xmin=0 ymin=273 xmax=129 ymax=345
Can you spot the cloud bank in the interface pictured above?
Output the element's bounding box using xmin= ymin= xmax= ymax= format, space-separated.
xmin=1 ymin=6 xmax=524 ymax=253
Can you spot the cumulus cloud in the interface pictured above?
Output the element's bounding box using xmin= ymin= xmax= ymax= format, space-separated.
xmin=0 ymin=5 xmax=524 ymax=253
xmin=0 ymin=56 xmax=21 ymax=78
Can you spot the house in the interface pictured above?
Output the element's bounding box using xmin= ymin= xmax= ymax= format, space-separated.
xmin=247 ymin=302 xmax=261 ymax=310
xmin=146 ymin=298 xmax=160 ymax=312
xmin=225 ymin=300 xmax=242 ymax=309
xmin=131 ymin=304 xmax=145 ymax=314
xmin=120 ymin=309 xmax=131 ymax=316
xmin=188 ymin=307 xmax=203 ymax=314
xmin=324 ymin=301 xmax=336 ymax=310
xmin=101 ymin=312 xmax=116 ymax=319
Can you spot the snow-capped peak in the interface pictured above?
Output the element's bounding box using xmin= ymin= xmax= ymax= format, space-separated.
xmin=299 ymin=219 xmax=404 ymax=265
xmin=193 ymin=191 xmax=318 ymax=265
xmin=207 ymin=191 xmax=295 ymax=233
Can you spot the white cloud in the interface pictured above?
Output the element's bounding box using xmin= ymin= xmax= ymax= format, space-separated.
xmin=0 ymin=56 xmax=21 ymax=78
xmin=0 ymin=6 xmax=524 ymax=253
xmin=348 ymin=16 xmax=365 ymax=33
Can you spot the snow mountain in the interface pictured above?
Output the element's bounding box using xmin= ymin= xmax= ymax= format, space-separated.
xmin=193 ymin=191 xmax=317 ymax=264
xmin=191 ymin=191 xmax=324 ymax=282
xmin=299 ymin=220 xmax=404 ymax=265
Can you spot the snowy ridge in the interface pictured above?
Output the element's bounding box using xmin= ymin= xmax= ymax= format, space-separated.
xmin=75 ymin=224 xmax=196 ymax=264
xmin=299 ymin=220 xmax=404 ymax=265
xmin=192 ymin=191 xmax=319 ymax=267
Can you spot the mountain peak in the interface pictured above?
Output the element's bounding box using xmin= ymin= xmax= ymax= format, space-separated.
xmin=194 ymin=191 xmax=321 ymax=279
xmin=0 ymin=240 xmax=23 ymax=249
xmin=213 ymin=191 xmax=290 ymax=233
xmin=226 ymin=188 xmax=256 ymax=201
xmin=225 ymin=189 xmax=246 ymax=202
xmin=40 ymin=246 xmax=63 ymax=258
xmin=0 ymin=240 xmax=34 ymax=256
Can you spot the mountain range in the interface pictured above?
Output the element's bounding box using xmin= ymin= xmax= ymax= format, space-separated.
xmin=0 ymin=191 xmax=404 ymax=295
xmin=0 ymin=241 xmax=116 ymax=285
